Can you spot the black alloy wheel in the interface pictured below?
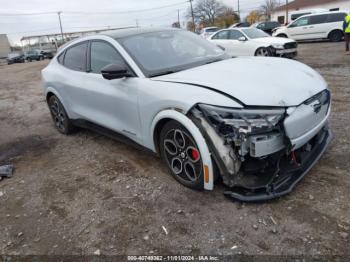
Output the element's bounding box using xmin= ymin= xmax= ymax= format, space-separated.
xmin=160 ymin=120 xmax=204 ymax=189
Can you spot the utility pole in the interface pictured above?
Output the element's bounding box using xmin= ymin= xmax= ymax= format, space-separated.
xmin=177 ymin=9 xmax=180 ymax=28
xmin=57 ymin=11 xmax=64 ymax=43
xmin=189 ymin=0 xmax=195 ymax=32
xmin=237 ymin=0 xmax=240 ymax=21
xmin=285 ymin=0 xmax=289 ymax=25
xmin=136 ymin=19 xmax=139 ymax=27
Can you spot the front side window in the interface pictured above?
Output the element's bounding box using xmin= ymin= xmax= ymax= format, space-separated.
xmin=229 ymin=30 xmax=245 ymax=40
xmin=90 ymin=41 xmax=125 ymax=74
xmin=289 ymin=17 xmax=310 ymax=27
xmin=63 ymin=42 xmax=87 ymax=71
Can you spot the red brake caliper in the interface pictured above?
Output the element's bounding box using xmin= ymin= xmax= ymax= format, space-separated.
xmin=191 ymin=148 xmax=199 ymax=161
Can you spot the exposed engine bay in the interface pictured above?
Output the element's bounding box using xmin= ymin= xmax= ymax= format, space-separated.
xmin=189 ymin=90 xmax=332 ymax=201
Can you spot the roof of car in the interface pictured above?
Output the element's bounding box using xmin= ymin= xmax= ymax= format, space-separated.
xmin=102 ymin=27 xmax=180 ymax=39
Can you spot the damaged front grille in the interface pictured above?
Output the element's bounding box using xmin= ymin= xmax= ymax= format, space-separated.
xmin=189 ymin=104 xmax=287 ymax=187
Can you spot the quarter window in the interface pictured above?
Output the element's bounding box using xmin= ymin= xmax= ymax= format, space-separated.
xmin=90 ymin=41 xmax=125 ymax=74
xmin=63 ymin=42 xmax=87 ymax=71
xmin=327 ymin=13 xmax=346 ymax=22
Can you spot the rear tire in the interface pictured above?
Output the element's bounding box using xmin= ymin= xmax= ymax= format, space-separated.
xmin=48 ymin=95 xmax=75 ymax=135
xmin=159 ymin=120 xmax=204 ymax=190
xmin=328 ymin=30 xmax=343 ymax=42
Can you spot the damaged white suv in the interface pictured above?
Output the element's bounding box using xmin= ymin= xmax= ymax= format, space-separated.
xmin=42 ymin=28 xmax=332 ymax=201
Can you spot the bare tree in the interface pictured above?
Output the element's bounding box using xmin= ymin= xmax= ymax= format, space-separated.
xmin=187 ymin=0 xmax=226 ymax=26
xmin=260 ymin=0 xmax=280 ymax=20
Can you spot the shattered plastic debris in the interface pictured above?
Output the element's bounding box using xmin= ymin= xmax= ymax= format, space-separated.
xmin=0 ymin=165 xmax=14 ymax=179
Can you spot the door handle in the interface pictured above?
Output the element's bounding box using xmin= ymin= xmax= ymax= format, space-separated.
xmin=308 ymin=26 xmax=314 ymax=28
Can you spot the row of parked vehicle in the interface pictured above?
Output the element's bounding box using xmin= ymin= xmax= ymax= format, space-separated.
xmin=6 ymin=49 xmax=55 ymax=65
xmin=199 ymin=10 xmax=347 ymax=59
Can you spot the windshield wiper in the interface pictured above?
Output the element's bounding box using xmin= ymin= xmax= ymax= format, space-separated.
xmin=149 ymin=70 xmax=176 ymax=77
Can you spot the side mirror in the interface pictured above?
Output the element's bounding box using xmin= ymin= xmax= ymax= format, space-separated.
xmin=238 ymin=36 xmax=247 ymax=42
xmin=101 ymin=63 xmax=132 ymax=80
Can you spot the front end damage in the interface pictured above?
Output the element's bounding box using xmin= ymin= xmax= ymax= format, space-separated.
xmin=189 ymin=89 xmax=332 ymax=202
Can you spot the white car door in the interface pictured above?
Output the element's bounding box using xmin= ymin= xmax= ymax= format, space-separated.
xmin=62 ymin=40 xmax=142 ymax=142
xmin=287 ymin=16 xmax=311 ymax=40
xmin=210 ymin=30 xmax=233 ymax=53
xmin=306 ymin=14 xmax=329 ymax=39
xmin=227 ymin=29 xmax=258 ymax=56
xmin=210 ymin=30 xmax=257 ymax=56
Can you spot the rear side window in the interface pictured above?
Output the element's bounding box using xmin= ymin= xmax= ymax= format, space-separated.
xmin=327 ymin=13 xmax=347 ymax=22
xmin=309 ymin=14 xmax=328 ymax=25
xmin=90 ymin=41 xmax=125 ymax=74
xmin=63 ymin=42 xmax=87 ymax=71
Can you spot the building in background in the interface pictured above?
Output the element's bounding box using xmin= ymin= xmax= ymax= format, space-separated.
xmin=0 ymin=34 xmax=11 ymax=58
xmin=272 ymin=0 xmax=350 ymax=24
xmin=20 ymin=26 xmax=135 ymax=52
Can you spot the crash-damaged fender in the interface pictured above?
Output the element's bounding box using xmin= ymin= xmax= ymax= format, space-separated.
xmin=151 ymin=109 xmax=214 ymax=190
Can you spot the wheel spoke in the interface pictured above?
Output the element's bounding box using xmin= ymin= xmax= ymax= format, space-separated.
xmin=184 ymin=161 xmax=198 ymax=181
xmin=171 ymin=157 xmax=183 ymax=175
xmin=164 ymin=139 xmax=177 ymax=155
xmin=174 ymin=129 xmax=186 ymax=149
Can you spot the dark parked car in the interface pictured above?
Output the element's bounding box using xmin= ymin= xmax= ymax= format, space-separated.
xmin=40 ymin=50 xmax=54 ymax=59
xmin=7 ymin=53 xmax=25 ymax=65
xmin=252 ymin=21 xmax=281 ymax=35
xmin=25 ymin=50 xmax=44 ymax=62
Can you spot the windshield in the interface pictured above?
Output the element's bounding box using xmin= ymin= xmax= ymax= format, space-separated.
xmin=241 ymin=28 xmax=270 ymax=39
xmin=118 ymin=30 xmax=228 ymax=77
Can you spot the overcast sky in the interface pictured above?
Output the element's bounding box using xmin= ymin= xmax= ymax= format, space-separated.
xmin=0 ymin=0 xmax=270 ymax=45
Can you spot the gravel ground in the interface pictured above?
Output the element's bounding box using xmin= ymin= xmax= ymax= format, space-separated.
xmin=0 ymin=42 xmax=349 ymax=258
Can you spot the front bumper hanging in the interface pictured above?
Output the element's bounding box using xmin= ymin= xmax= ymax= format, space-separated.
xmin=223 ymin=127 xmax=333 ymax=202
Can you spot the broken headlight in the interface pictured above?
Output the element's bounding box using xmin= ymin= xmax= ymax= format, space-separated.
xmin=198 ymin=104 xmax=285 ymax=135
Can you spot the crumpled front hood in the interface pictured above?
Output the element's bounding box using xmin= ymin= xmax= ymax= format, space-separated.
xmin=153 ymin=57 xmax=327 ymax=107
xmin=254 ymin=37 xmax=295 ymax=45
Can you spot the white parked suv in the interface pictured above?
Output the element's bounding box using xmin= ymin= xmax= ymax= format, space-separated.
xmin=272 ymin=11 xmax=347 ymax=42
xmin=42 ymin=28 xmax=332 ymax=201
xmin=200 ymin=27 xmax=220 ymax=38
xmin=209 ymin=27 xmax=298 ymax=58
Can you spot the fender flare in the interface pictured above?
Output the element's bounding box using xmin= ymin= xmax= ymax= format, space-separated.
xmin=45 ymin=87 xmax=72 ymax=118
xmin=151 ymin=109 xmax=214 ymax=190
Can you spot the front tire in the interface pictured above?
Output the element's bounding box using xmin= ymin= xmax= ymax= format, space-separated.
xmin=160 ymin=120 xmax=204 ymax=190
xmin=48 ymin=95 xmax=75 ymax=135
xmin=255 ymin=47 xmax=271 ymax=57
xmin=277 ymin=34 xmax=287 ymax=38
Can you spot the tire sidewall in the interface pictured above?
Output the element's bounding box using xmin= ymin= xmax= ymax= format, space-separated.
xmin=48 ymin=95 xmax=72 ymax=135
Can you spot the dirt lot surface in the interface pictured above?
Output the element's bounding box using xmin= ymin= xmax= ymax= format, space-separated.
xmin=0 ymin=42 xmax=349 ymax=258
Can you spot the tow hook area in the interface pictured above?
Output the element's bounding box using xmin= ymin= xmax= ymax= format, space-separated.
xmin=223 ymin=127 xmax=332 ymax=202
